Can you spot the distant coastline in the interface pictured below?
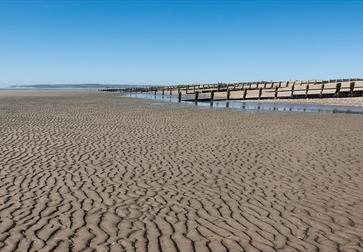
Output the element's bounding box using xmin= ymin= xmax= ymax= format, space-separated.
xmin=6 ymin=84 xmax=146 ymax=89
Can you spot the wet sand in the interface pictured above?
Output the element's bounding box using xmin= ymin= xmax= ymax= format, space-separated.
xmin=1 ymin=91 xmax=363 ymax=252
xmin=232 ymin=97 xmax=363 ymax=107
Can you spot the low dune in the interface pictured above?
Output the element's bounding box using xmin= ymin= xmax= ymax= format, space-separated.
xmin=1 ymin=91 xmax=363 ymax=252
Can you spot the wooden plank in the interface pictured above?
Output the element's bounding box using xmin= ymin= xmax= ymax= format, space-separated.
xmin=350 ymin=82 xmax=355 ymax=97
xmin=305 ymin=84 xmax=309 ymax=98
xmin=258 ymin=88 xmax=263 ymax=99
xmin=243 ymin=89 xmax=248 ymax=100
xmin=320 ymin=84 xmax=325 ymax=98
xmin=227 ymin=90 xmax=231 ymax=100
xmin=335 ymin=83 xmax=341 ymax=97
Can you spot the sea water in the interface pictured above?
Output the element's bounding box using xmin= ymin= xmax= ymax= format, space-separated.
xmin=121 ymin=92 xmax=363 ymax=114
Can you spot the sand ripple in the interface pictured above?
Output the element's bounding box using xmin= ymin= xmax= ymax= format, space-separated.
xmin=1 ymin=92 xmax=363 ymax=252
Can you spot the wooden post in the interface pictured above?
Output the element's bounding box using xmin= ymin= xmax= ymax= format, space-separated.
xmin=291 ymin=84 xmax=295 ymax=98
xmin=286 ymin=81 xmax=289 ymax=87
xmin=305 ymin=84 xmax=309 ymax=98
xmin=227 ymin=90 xmax=231 ymax=100
xmin=210 ymin=91 xmax=214 ymax=101
xmin=320 ymin=84 xmax=325 ymax=97
xmin=169 ymin=87 xmax=172 ymax=96
xmin=162 ymin=88 xmax=165 ymax=96
xmin=194 ymin=91 xmax=199 ymax=103
xmin=350 ymin=82 xmax=355 ymax=97
xmin=178 ymin=92 xmax=182 ymax=102
xmin=264 ymin=82 xmax=267 ymax=88
xmin=278 ymin=81 xmax=282 ymax=88
xmin=274 ymin=86 xmax=278 ymax=99
xmin=335 ymin=83 xmax=341 ymax=97
xmin=258 ymin=87 xmax=262 ymax=99
xmin=242 ymin=89 xmax=247 ymax=100
xmin=154 ymin=90 xmax=157 ymax=95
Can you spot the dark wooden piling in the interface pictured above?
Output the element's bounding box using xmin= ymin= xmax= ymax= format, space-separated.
xmin=335 ymin=83 xmax=341 ymax=97
xmin=194 ymin=91 xmax=199 ymax=103
xmin=178 ymin=92 xmax=182 ymax=102
xmin=350 ymin=82 xmax=355 ymax=97
xmin=227 ymin=89 xmax=231 ymax=100
xmin=210 ymin=91 xmax=214 ymax=102
xmin=320 ymin=84 xmax=325 ymax=98
xmin=258 ymin=88 xmax=263 ymax=99
xmin=242 ymin=89 xmax=248 ymax=100
xmin=305 ymin=84 xmax=309 ymax=98
xmin=274 ymin=86 xmax=278 ymax=99
xmin=291 ymin=84 xmax=295 ymax=98
xmin=162 ymin=89 xmax=165 ymax=96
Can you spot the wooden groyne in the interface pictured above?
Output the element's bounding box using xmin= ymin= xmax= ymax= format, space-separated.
xmin=99 ymin=78 xmax=363 ymax=102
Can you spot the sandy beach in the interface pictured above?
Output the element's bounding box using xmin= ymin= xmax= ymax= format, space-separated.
xmin=1 ymin=91 xmax=363 ymax=252
xmin=243 ymin=97 xmax=363 ymax=107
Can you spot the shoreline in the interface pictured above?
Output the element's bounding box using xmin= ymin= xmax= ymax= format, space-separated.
xmin=233 ymin=96 xmax=363 ymax=107
xmin=122 ymin=92 xmax=363 ymax=114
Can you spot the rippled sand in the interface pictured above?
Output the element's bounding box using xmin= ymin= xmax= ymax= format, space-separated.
xmin=1 ymin=91 xmax=363 ymax=252
xmin=242 ymin=97 xmax=363 ymax=107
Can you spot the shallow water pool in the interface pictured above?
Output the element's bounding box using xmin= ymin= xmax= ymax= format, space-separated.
xmin=121 ymin=92 xmax=363 ymax=114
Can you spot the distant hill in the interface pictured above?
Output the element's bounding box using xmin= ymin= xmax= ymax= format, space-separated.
xmin=9 ymin=84 xmax=148 ymax=89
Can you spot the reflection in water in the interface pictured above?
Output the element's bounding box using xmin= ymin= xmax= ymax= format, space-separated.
xmin=121 ymin=92 xmax=363 ymax=114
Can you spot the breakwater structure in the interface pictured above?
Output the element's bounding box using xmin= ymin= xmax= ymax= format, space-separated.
xmin=99 ymin=78 xmax=363 ymax=103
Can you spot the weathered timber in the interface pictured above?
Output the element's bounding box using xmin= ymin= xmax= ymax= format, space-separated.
xmin=335 ymin=83 xmax=341 ymax=97
xmin=194 ymin=91 xmax=199 ymax=103
xmin=350 ymin=82 xmax=355 ymax=97
xmin=243 ymin=89 xmax=248 ymax=100
xmin=305 ymin=84 xmax=309 ymax=98
xmin=320 ymin=84 xmax=325 ymax=98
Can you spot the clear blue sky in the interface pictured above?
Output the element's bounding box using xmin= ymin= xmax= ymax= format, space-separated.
xmin=0 ymin=0 xmax=362 ymax=86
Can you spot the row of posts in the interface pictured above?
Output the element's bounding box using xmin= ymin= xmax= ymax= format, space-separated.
xmin=186 ymin=82 xmax=352 ymax=102
xmin=126 ymin=81 xmax=355 ymax=102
